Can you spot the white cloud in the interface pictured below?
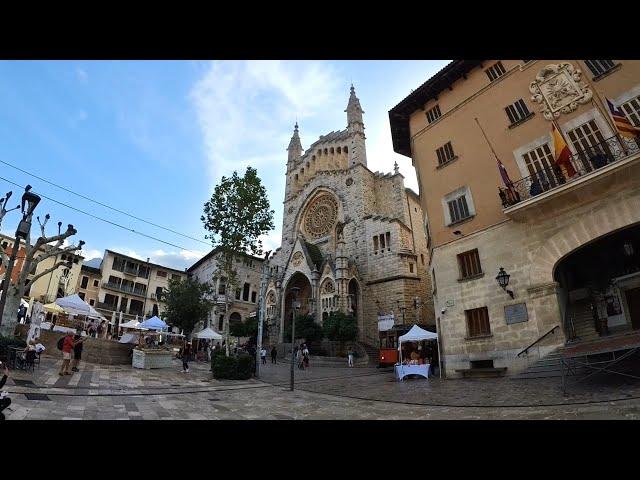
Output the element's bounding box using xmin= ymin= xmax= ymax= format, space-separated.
xmin=76 ymin=68 xmax=88 ymax=83
xmin=81 ymin=248 xmax=102 ymax=260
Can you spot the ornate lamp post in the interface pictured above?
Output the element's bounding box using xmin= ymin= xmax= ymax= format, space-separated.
xmin=496 ymin=267 xmax=514 ymax=299
xmin=0 ymin=186 xmax=41 ymax=327
xmin=290 ymin=286 xmax=300 ymax=391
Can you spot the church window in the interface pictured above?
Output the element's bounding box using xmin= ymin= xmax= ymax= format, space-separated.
xmin=344 ymin=146 xmax=348 ymax=153
xmin=318 ymin=150 xmax=322 ymax=155
xmin=251 ymin=291 xmax=257 ymax=303
xmin=421 ymin=254 xmax=425 ymax=265
xmin=330 ymin=147 xmax=334 ymax=154
xmin=409 ymin=263 xmax=414 ymax=273
xmin=386 ymin=232 xmax=391 ymax=251
xmin=243 ymin=283 xmax=250 ymax=301
xmin=373 ymin=236 xmax=379 ymax=253
xmin=379 ymin=234 xmax=385 ymax=250
xmin=324 ymin=148 xmax=328 ymax=155
xmin=337 ymin=147 xmax=341 ymax=154
xmin=235 ymin=288 xmax=241 ymax=300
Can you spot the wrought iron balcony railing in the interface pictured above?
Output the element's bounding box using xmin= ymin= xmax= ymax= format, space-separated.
xmin=500 ymin=135 xmax=640 ymax=208
xmin=102 ymin=282 xmax=147 ymax=297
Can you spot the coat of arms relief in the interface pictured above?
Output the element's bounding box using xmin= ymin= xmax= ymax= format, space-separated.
xmin=529 ymin=63 xmax=593 ymax=121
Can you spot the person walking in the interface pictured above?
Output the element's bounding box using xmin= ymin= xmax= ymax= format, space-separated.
xmin=71 ymin=331 xmax=87 ymax=373
xmin=348 ymin=346 xmax=355 ymax=367
xmin=0 ymin=363 xmax=12 ymax=421
xmin=260 ymin=347 xmax=267 ymax=365
xmin=58 ymin=332 xmax=75 ymax=376
xmin=182 ymin=342 xmax=191 ymax=373
xmin=303 ymin=344 xmax=310 ymax=369
xmin=296 ymin=345 xmax=304 ymax=370
xmin=271 ymin=346 xmax=277 ymax=364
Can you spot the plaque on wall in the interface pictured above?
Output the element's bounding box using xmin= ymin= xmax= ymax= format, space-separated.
xmin=505 ymin=303 xmax=528 ymax=325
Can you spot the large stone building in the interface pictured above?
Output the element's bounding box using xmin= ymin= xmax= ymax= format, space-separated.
xmin=187 ymin=248 xmax=265 ymax=335
xmin=389 ymin=60 xmax=640 ymax=376
xmin=264 ymin=86 xmax=434 ymax=348
xmin=82 ymin=249 xmax=188 ymax=323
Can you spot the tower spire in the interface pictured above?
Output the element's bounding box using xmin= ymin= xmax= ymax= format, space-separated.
xmin=287 ymin=121 xmax=302 ymax=165
xmin=345 ymin=84 xmax=367 ymax=167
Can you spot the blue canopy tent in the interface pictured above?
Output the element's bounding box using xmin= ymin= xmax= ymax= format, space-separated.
xmin=139 ymin=316 xmax=168 ymax=330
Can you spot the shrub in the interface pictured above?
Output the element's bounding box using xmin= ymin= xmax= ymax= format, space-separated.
xmin=283 ymin=314 xmax=322 ymax=343
xmin=322 ymin=312 xmax=357 ymax=341
xmin=212 ymin=352 xmax=254 ymax=380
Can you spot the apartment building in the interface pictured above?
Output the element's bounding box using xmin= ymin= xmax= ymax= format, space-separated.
xmin=390 ymin=60 xmax=640 ymax=376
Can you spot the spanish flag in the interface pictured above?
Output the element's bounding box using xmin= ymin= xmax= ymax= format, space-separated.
xmin=552 ymin=124 xmax=577 ymax=178
xmin=606 ymin=98 xmax=640 ymax=139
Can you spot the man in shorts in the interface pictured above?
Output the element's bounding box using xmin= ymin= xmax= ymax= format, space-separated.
xmin=71 ymin=331 xmax=86 ymax=372
xmin=59 ymin=332 xmax=75 ymax=376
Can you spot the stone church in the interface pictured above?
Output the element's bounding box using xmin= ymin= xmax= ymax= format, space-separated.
xmin=265 ymin=86 xmax=434 ymax=348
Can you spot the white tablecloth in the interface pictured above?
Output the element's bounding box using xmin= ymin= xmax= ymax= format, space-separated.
xmin=395 ymin=364 xmax=430 ymax=380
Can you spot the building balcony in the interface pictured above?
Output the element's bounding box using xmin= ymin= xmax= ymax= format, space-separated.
xmin=123 ymin=266 xmax=138 ymax=277
xmin=501 ymin=135 xmax=640 ymax=219
xmin=102 ymin=282 xmax=147 ymax=298
xmin=96 ymin=302 xmax=117 ymax=311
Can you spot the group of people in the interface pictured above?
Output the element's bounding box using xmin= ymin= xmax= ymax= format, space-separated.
xmin=258 ymin=346 xmax=278 ymax=364
xmin=58 ymin=330 xmax=87 ymax=376
xmin=294 ymin=344 xmax=310 ymax=370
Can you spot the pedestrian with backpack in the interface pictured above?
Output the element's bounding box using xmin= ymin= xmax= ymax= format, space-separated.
xmin=58 ymin=332 xmax=75 ymax=376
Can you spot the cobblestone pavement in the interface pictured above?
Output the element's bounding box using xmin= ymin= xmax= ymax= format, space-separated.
xmin=4 ymin=356 xmax=640 ymax=419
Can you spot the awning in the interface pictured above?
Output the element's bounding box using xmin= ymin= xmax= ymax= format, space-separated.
xmin=398 ymin=325 xmax=438 ymax=343
xmin=194 ymin=327 xmax=223 ymax=340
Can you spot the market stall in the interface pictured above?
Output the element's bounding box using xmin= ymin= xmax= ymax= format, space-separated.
xmin=193 ymin=327 xmax=223 ymax=361
xmin=395 ymin=325 xmax=439 ymax=381
xmin=132 ymin=316 xmax=174 ymax=369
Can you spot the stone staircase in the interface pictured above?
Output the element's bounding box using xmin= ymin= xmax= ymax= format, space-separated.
xmin=511 ymin=348 xmax=571 ymax=379
xmin=569 ymin=298 xmax=599 ymax=343
xmin=356 ymin=341 xmax=381 ymax=366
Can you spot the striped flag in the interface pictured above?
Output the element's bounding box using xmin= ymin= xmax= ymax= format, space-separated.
xmin=606 ymin=98 xmax=640 ymax=139
xmin=497 ymin=158 xmax=514 ymax=189
xmin=552 ymin=123 xmax=577 ymax=178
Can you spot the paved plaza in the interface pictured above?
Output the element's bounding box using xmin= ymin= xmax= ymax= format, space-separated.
xmin=4 ymin=355 xmax=640 ymax=419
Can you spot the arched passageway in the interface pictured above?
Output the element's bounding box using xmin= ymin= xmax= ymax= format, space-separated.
xmin=554 ymin=223 xmax=640 ymax=340
xmin=282 ymin=272 xmax=313 ymax=336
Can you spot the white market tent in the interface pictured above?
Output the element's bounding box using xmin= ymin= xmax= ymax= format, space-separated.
xmin=398 ymin=324 xmax=441 ymax=378
xmin=55 ymin=293 xmax=107 ymax=321
xmin=119 ymin=319 xmax=148 ymax=330
xmin=194 ymin=327 xmax=223 ymax=340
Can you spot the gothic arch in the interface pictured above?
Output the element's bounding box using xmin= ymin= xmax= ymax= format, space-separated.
xmin=529 ymin=197 xmax=640 ymax=286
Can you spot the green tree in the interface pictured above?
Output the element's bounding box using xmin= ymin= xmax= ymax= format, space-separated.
xmin=284 ymin=314 xmax=323 ymax=343
xmin=158 ymin=277 xmax=214 ymax=336
xmin=322 ymin=311 xmax=357 ymax=341
xmin=201 ymin=166 xmax=274 ymax=355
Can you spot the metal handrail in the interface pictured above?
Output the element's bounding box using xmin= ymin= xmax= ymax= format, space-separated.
xmin=517 ymin=325 xmax=560 ymax=357
xmin=500 ymin=134 xmax=640 ymax=208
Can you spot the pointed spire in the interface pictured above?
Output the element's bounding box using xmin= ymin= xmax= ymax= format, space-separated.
xmin=287 ymin=121 xmax=302 ymax=163
xmin=393 ymin=161 xmax=399 ymax=174
xmin=345 ymin=84 xmax=364 ymax=126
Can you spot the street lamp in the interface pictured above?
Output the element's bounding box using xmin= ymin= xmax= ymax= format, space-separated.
xmin=496 ymin=267 xmax=514 ymax=299
xmin=290 ymin=286 xmax=300 ymax=391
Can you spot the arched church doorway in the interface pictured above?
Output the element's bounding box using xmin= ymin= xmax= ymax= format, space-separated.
xmin=554 ymin=223 xmax=640 ymax=341
xmin=282 ymin=272 xmax=313 ymax=337
xmin=348 ymin=278 xmax=360 ymax=319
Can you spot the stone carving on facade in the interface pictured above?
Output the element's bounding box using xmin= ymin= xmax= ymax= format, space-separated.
xmin=303 ymin=193 xmax=339 ymax=238
xmin=529 ymin=63 xmax=593 ymax=121
xmin=292 ymin=251 xmax=304 ymax=267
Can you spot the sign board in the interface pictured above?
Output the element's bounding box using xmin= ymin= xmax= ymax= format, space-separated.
xmin=249 ymin=311 xmax=257 ymax=318
xmin=445 ymin=299 xmax=454 ymax=307
xmin=377 ymin=313 xmax=395 ymax=332
xmin=505 ymin=303 xmax=528 ymax=325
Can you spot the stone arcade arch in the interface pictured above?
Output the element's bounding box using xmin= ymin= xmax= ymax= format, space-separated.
xmin=280 ymin=272 xmax=313 ymax=342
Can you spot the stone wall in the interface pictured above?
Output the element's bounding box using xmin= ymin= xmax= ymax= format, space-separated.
xmin=16 ymin=324 xmax=133 ymax=365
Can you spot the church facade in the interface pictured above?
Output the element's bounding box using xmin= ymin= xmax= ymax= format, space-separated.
xmin=265 ymin=86 xmax=434 ymax=348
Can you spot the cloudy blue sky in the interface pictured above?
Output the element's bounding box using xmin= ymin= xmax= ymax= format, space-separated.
xmin=0 ymin=60 xmax=449 ymax=270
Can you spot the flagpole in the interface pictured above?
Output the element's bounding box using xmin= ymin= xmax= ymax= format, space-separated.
xmin=474 ymin=117 xmax=501 ymax=162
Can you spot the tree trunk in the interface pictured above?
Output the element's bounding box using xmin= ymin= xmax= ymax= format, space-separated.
xmin=0 ymin=290 xmax=21 ymax=337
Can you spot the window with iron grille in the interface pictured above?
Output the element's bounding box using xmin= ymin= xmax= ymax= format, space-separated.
xmin=584 ymin=60 xmax=617 ymax=77
xmin=436 ymin=141 xmax=456 ymax=166
xmin=466 ymin=307 xmax=491 ymax=337
xmin=447 ymin=195 xmax=471 ymax=224
xmin=621 ymin=96 xmax=640 ymax=127
xmin=426 ymin=104 xmax=442 ymax=124
xmin=485 ymin=62 xmax=506 ymax=82
xmin=457 ymin=249 xmax=482 ymax=279
xmin=505 ymin=99 xmax=531 ymax=125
